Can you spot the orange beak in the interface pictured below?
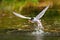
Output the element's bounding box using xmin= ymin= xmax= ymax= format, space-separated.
xmin=28 ymin=20 xmax=34 ymax=23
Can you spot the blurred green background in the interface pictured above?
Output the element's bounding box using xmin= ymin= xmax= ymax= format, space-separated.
xmin=0 ymin=0 xmax=60 ymax=32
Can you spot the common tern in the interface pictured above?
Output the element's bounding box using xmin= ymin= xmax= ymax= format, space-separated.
xmin=13 ymin=5 xmax=49 ymax=30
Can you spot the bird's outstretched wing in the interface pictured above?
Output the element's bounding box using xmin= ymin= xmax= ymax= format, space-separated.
xmin=13 ymin=12 xmax=31 ymax=19
xmin=35 ymin=5 xmax=49 ymax=20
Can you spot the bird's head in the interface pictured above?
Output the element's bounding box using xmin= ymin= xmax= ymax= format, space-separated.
xmin=28 ymin=17 xmax=34 ymax=23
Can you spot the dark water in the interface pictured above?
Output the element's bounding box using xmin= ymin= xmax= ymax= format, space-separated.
xmin=0 ymin=30 xmax=60 ymax=40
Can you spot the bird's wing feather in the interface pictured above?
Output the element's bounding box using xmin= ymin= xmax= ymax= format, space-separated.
xmin=35 ymin=5 xmax=49 ymax=20
xmin=13 ymin=12 xmax=31 ymax=19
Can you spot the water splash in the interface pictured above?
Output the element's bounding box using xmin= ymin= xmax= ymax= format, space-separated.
xmin=32 ymin=23 xmax=44 ymax=35
xmin=32 ymin=29 xmax=44 ymax=35
xmin=32 ymin=29 xmax=44 ymax=40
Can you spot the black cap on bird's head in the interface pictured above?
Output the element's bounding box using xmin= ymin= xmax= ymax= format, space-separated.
xmin=28 ymin=17 xmax=34 ymax=23
xmin=30 ymin=17 xmax=34 ymax=20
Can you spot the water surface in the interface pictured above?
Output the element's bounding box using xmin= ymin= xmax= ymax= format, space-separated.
xmin=0 ymin=30 xmax=60 ymax=40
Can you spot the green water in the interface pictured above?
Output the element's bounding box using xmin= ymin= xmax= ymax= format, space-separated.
xmin=0 ymin=30 xmax=60 ymax=40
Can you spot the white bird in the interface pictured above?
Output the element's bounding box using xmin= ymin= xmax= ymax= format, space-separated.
xmin=13 ymin=5 xmax=49 ymax=31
